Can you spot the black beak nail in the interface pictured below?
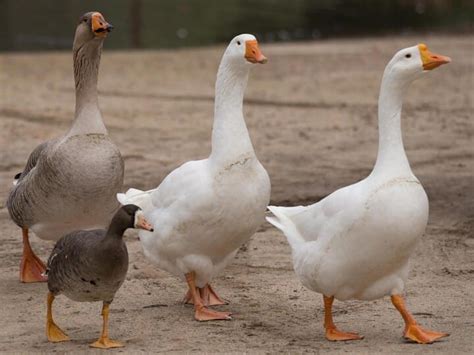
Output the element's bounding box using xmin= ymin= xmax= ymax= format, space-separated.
xmin=107 ymin=24 xmax=114 ymax=32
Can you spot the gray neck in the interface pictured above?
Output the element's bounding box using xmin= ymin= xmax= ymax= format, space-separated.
xmin=105 ymin=212 xmax=131 ymax=241
xmin=209 ymin=59 xmax=255 ymax=165
xmin=68 ymin=40 xmax=107 ymax=136
xmin=372 ymin=71 xmax=412 ymax=176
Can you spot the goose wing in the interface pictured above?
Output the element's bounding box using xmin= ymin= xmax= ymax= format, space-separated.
xmin=13 ymin=141 xmax=51 ymax=185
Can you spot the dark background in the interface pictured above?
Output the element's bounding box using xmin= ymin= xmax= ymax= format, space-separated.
xmin=0 ymin=0 xmax=472 ymax=51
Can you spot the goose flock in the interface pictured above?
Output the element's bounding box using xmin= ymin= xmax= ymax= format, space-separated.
xmin=6 ymin=11 xmax=452 ymax=349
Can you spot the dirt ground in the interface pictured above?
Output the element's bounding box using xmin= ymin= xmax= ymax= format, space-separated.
xmin=0 ymin=35 xmax=473 ymax=353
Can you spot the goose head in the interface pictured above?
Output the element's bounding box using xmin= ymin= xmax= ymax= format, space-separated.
xmin=73 ymin=12 xmax=113 ymax=51
xmin=384 ymin=43 xmax=451 ymax=85
xmin=222 ymin=34 xmax=267 ymax=68
xmin=118 ymin=204 xmax=154 ymax=232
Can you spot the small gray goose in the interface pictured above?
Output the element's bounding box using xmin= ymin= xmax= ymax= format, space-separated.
xmin=46 ymin=204 xmax=153 ymax=349
xmin=7 ymin=12 xmax=124 ymax=283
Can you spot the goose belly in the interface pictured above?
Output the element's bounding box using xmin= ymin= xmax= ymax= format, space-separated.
xmin=203 ymin=178 xmax=270 ymax=254
xmin=62 ymin=279 xmax=123 ymax=303
xmin=317 ymin=180 xmax=429 ymax=300
xmin=31 ymin=135 xmax=124 ymax=240
xmin=143 ymin=204 xmax=266 ymax=287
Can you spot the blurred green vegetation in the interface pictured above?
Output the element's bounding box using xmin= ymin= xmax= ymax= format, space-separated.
xmin=0 ymin=0 xmax=472 ymax=51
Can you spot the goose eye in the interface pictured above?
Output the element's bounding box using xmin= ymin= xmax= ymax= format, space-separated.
xmin=237 ymin=41 xmax=241 ymax=46
xmin=405 ymin=53 xmax=411 ymax=58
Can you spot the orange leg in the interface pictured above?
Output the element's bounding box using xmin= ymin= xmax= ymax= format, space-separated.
xmin=46 ymin=292 xmax=69 ymax=342
xmin=183 ymin=284 xmax=227 ymax=306
xmin=185 ymin=272 xmax=232 ymax=321
xmin=183 ymin=288 xmax=193 ymax=304
xmin=20 ymin=228 xmax=47 ymax=283
xmin=90 ymin=302 xmax=124 ymax=349
xmin=391 ymin=295 xmax=449 ymax=344
xmin=323 ymin=295 xmax=363 ymax=341
xmin=202 ymin=284 xmax=227 ymax=306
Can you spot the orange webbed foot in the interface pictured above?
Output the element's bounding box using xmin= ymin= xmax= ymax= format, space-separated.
xmin=199 ymin=284 xmax=228 ymax=306
xmin=391 ymin=295 xmax=449 ymax=344
xmin=404 ymin=324 xmax=449 ymax=344
xmin=194 ymin=305 xmax=232 ymax=321
xmin=46 ymin=320 xmax=69 ymax=343
xmin=90 ymin=337 xmax=124 ymax=349
xmin=21 ymin=252 xmax=47 ymax=283
xmin=326 ymin=327 xmax=364 ymax=341
xmin=183 ymin=284 xmax=228 ymax=306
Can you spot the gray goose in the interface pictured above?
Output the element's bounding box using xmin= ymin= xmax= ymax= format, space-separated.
xmin=46 ymin=204 xmax=153 ymax=349
xmin=7 ymin=12 xmax=124 ymax=283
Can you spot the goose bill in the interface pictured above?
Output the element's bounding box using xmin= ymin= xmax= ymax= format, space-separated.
xmin=92 ymin=12 xmax=113 ymax=38
xmin=245 ymin=40 xmax=268 ymax=64
xmin=418 ymin=43 xmax=451 ymax=71
xmin=134 ymin=212 xmax=154 ymax=231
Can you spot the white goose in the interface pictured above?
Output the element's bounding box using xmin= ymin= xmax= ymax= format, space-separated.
xmin=118 ymin=34 xmax=270 ymax=321
xmin=267 ymin=44 xmax=451 ymax=344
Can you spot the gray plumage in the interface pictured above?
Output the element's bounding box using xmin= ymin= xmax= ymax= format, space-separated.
xmin=7 ymin=13 xmax=123 ymax=241
xmin=7 ymin=135 xmax=123 ymax=239
xmin=46 ymin=205 xmax=140 ymax=303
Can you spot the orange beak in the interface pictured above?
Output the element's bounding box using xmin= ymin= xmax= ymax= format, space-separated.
xmin=418 ymin=43 xmax=451 ymax=71
xmin=91 ymin=12 xmax=113 ymax=38
xmin=245 ymin=40 xmax=267 ymax=64
xmin=135 ymin=214 xmax=154 ymax=232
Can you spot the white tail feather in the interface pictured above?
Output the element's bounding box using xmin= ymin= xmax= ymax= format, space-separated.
xmin=116 ymin=188 xmax=154 ymax=211
xmin=266 ymin=206 xmax=306 ymax=250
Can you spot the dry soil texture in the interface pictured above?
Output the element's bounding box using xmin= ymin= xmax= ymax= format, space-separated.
xmin=0 ymin=35 xmax=473 ymax=353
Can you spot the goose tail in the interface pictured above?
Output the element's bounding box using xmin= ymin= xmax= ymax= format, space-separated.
xmin=117 ymin=188 xmax=153 ymax=211
xmin=266 ymin=205 xmax=306 ymax=250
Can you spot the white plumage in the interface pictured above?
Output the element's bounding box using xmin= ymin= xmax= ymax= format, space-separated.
xmin=267 ymin=44 xmax=450 ymax=343
xmin=119 ymin=34 xmax=270 ymax=320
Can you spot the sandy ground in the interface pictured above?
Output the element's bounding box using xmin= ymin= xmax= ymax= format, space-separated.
xmin=0 ymin=35 xmax=473 ymax=353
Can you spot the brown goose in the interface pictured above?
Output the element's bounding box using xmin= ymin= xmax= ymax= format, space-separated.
xmin=7 ymin=12 xmax=124 ymax=283
xmin=46 ymin=204 xmax=153 ymax=349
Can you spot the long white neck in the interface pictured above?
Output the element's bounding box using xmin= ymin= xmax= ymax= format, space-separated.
xmin=371 ymin=71 xmax=413 ymax=177
xmin=68 ymin=40 xmax=107 ymax=136
xmin=209 ymin=58 xmax=255 ymax=165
